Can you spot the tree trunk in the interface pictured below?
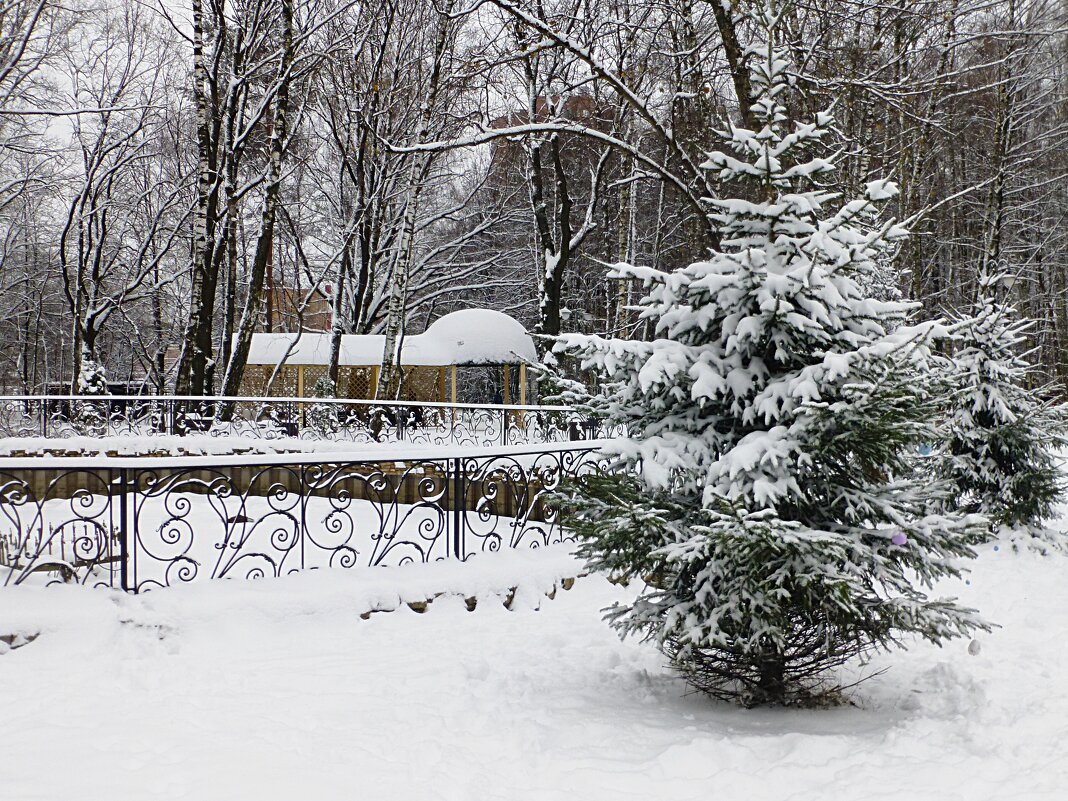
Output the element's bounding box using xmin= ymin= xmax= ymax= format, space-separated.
xmin=753 ymin=646 xmax=786 ymax=706
xmin=709 ymin=0 xmax=756 ymax=129
xmin=175 ymin=0 xmax=219 ymax=397
xmin=376 ymin=2 xmax=454 ymax=399
xmin=219 ymin=0 xmax=294 ymax=406
xmin=328 ymin=242 xmax=350 ymax=388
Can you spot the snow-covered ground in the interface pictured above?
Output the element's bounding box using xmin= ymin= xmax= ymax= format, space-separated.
xmin=1 ymin=542 xmax=1066 ymax=800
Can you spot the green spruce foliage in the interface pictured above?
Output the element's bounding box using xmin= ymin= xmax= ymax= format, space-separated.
xmin=308 ymin=375 xmax=340 ymax=436
xmin=555 ymin=4 xmax=989 ymax=706
xmin=936 ymin=274 xmax=1066 ymax=533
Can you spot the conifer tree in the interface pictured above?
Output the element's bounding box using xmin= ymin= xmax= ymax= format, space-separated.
xmin=74 ymin=347 xmax=110 ymax=435
xmin=308 ymin=375 xmax=340 ymax=437
xmin=77 ymin=349 xmax=108 ymax=396
xmin=556 ymin=4 xmax=989 ymax=706
xmin=935 ymin=274 xmax=1065 ymax=533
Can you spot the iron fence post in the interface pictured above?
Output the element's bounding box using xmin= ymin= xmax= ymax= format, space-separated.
xmin=119 ymin=467 xmax=130 ymax=592
xmin=452 ymin=457 xmax=464 ymax=560
xmin=300 ymin=464 xmax=307 ymax=571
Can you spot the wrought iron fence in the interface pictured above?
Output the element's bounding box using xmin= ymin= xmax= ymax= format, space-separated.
xmin=0 ymin=443 xmax=606 ymax=592
xmin=0 ymin=395 xmax=607 ymax=446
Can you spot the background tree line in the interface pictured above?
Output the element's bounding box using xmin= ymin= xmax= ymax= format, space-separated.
xmin=0 ymin=0 xmax=1065 ymax=397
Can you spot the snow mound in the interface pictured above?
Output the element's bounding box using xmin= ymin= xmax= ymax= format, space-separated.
xmin=421 ymin=308 xmax=538 ymax=365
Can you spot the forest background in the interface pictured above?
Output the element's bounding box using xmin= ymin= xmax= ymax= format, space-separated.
xmin=0 ymin=0 xmax=1063 ymax=399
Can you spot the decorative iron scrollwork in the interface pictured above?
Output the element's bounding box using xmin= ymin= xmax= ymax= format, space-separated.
xmin=1 ymin=444 xmax=607 ymax=591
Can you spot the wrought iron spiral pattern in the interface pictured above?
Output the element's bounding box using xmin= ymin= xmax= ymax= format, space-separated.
xmin=0 ymin=468 xmax=121 ymax=588
xmin=0 ymin=445 xmax=606 ymax=590
xmin=458 ymin=448 xmax=606 ymax=557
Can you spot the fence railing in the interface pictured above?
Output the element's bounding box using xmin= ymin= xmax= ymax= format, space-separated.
xmin=0 ymin=442 xmax=607 ymax=592
xmin=0 ymin=395 xmax=607 ymax=447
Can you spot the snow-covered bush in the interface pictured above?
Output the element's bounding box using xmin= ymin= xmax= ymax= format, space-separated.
xmin=77 ymin=351 xmax=108 ymax=396
xmin=74 ymin=349 xmax=109 ymax=435
xmin=555 ymin=5 xmax=989 ymax=706
xmin=308 ymin=376 xmax=340 ymax=436
xmin=934 ymin=274 xmax=1066 ymax=534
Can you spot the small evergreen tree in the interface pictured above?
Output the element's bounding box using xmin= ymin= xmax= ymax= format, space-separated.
xmin=75 ymin=348 xmax=109 ymax=435
xmin=77 ymin=350 xmax=108 ymax=396
xmin=935 ymin=273 xmax=1065 ymax=533
xmin=308 ymin=375 xmax=340 ymax=437
xmin=556 ymin=5 xmax=989 ymax=706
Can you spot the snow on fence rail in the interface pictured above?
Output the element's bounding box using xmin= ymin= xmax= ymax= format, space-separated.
xmin=0 ymin=395 xmax=610 ymax=447
xmin=0 ymin=442 xmax=608 ymax=592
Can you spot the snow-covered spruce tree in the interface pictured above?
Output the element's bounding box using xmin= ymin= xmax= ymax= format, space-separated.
xmin=77 ymin=349 xmax=108 ymax=396
xmin=308 ymin=375 xmax=340 ymax=436
xmin=555 ymin=7 xmax=989 ymax=707
xmin=934 ymin=274 xmax=1065 ymax=533
xmin=75 ymin=348 xmax=110 ymax=435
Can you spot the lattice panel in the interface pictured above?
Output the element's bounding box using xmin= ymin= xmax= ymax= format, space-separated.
xmin=301 ymin=365 xmax=330 ymax=397
xmin=340 ymin=367 xmax=374 ymax=400
xmin=239 ymin=366 xmax=271 ymax=397
xmin=239 ymin=365 xmax=471 ymax=402
xmin=400 ymin=367 xmax=444 ymax=403
xmin=269 ymin=367 xmax=299 ymax=398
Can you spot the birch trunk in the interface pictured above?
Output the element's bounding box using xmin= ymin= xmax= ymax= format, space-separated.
xmin=219 ymin=0 xmax=294 ymax=405
xmin=376 ymin=2 xmax=454 ymax=400
xmin=174 ymin=0 xmax=218 ymax=396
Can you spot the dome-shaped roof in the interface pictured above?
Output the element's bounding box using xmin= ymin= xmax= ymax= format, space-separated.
xmin=420 ymin=309 xmax=537 ymax=365
xmin=243 ymin=308 xmax=537 ymax=366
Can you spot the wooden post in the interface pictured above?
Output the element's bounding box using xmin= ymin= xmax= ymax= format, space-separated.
xmin=370 ymin=366 xmax=380 ymax=400
xmin=450 ymin=365 xmax=458 ymax=425
xmin=503 ymin=364 xmax=512 ymax=430
xmin=437 ymin=367 xmax=446 ymax=424
xmin=518 ymin=363 xmax=527 ymax=430
xmin=297 ymin=365 xmax=305 ymax=398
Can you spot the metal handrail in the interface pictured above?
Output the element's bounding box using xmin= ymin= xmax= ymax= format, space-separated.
xmin=0 ymin=394 xmax=605 ymax=447
xmin=0 ymin=394 xmax=574 ymax=413
xmin=0 ymin=438 xmax=613 ymax=470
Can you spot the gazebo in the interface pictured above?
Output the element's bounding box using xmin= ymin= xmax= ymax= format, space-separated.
xmin=239 ymin=309 xmax=538 ymax=405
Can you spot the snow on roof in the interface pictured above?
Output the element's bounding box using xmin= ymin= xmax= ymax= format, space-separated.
xmin=245 ymin=309 xmax=537 ymax=367
xmin=422 ymin=309 xmax=538 ymax=365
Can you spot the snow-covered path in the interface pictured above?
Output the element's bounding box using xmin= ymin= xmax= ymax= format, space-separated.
xmin=1 ymin=544 xmax=1066 ymax=800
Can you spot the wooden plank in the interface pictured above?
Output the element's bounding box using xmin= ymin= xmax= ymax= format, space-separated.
xmin=518 ymin=363 xmax=527 ymax=430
